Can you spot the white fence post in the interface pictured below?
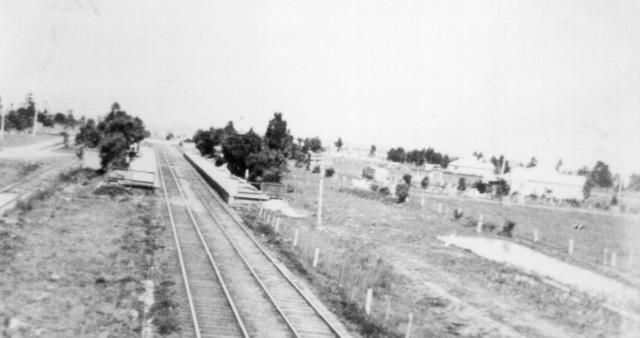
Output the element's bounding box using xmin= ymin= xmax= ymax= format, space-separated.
xmin=611 ymin=252 xmax=618 ymax=267
xmin=603 ymin=248 xmax=609 ymax=265
xmin=313 ymin=248 xmax=320 ymax=268
xmin=274 ymin=217 xmax=280 ymax=233
xmin=405 ymin=312 xmax=413 ymax=338
xmin=568 ymin=239 xmax=575 ymax=255
xmin=365 ymin=288 xmax=373 ymax=315
xmin=293 ymin=228 xmax=299 ymax=247
xmin=384 ymin=295 xmax=391 ymax=325
xmin=533 ymin=229 xmax=539 ymax=242
xmin=476 ymin=215 xmax=484 ymax=233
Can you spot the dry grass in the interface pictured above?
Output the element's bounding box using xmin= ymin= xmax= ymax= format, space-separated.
xmin=235 ymin=162 xmax=629 ymax=337
xmin=0 ymin=169 xmax=182 ymax=337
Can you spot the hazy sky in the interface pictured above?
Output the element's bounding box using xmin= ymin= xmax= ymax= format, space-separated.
xmin=1 ymin=0 xmax=639 ymax=176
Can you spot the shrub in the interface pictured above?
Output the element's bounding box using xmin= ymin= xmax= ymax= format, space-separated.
xmin=498 ymin=220 xmax=516 ymax=237
xmin=402 ymin=174 xmax=412 ymax=186
xmin=379 ymin=187 xmax=391 ymax=196
xmin=421 ymin=176 xmax=430 ymax=189
xmin=395 ymin=183 xmax=409 ymax=203
xmin=453 ymin=208 xmax=464 ymax=220
xmin=457 ymin=177 xmax=466 ymax=191
xmin=325 ymin=168 xmax=335 ymax=178
xmin=312 ymin=166 xmax=320 ymax=174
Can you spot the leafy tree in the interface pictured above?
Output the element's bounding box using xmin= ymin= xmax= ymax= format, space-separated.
xmin=526 ymin=157 xmax=538 ymax=168
xmin=335 ymin=137 xmax=343 ymax=152
xmin=555 ymin=159 xmax=563 ymax=171
xmin=37 ymin=110 xmax=55 ymax=127
xmin=395 ymin=183 xmax=409 ymax=203
xmin=166 ymin=132 xmax=174 ymax=140
xmin=53 ymin=112 xmax=67 ymax=125
xmin=490 ymin=155 xmax=511 ymax=174
xmin=302 ymin=137 xmax=323 ymax=153
xmin=577 ymin=166 xmax=590 ymax=176
xmin=64 ymin=111 xmax=77 ymax=128
xmin=75 ymin=119 xmax=101 ymax=147
xmin=222 ymin=129 xmax=263 ymax=177
xmin=387 ymin=147 xmax=407 ymax=163
xmin=583 ymin=178 xmax=596 ymax=199
xmin=421 ymin=176 xmax=430 ymax=189
xmin=590 ymin=161 xmax=613 ymax=188
xmin=457 ymin=177 xmax=467 ymax=191
xmin=193 ymin=127 xmax=225 ymax=157
xmin=74 ymin=103 xmax=148 ymax=170
xmin=264 ymin=113 xmax=289 ymax=151
xmin=369 ymin=144 xmax=376 ymax=157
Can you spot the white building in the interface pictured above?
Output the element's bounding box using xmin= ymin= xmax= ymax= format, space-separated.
xmin=507 ymin=166 xmax=586 ymax=200
xmin=447 ymin=157 xmax=495 ymax=181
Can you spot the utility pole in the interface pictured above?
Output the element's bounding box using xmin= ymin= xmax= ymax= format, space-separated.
xmin=32 ymin=99 xmax=38 ymax=137
xmin=0 ymin=97 xmax=4 ymax=145
xmin=317 ymin=154 xmax=324 ymax=228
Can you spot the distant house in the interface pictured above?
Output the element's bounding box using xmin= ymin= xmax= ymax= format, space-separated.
xmin=506 ymin=166 xmax=586 ymax=200
xmin=447 ymin=157 xmax=495 ymax=181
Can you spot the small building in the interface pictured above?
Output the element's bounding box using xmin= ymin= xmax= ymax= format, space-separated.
xmin=507 ymin=166 xmax=586 ymax=200
xmin=447 ymin=157 xmax=496 ymax=181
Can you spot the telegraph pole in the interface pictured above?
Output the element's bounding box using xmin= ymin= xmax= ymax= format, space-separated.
xmin=32 ymin=99 xmax=38 ymax=137
xmin=0 ymin=97 xmax=4 ymax=145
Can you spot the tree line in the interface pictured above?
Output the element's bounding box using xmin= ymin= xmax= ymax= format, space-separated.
xmin=2 ymin=93 xmax=80 ymax=131
xmin=387 ymin=147 xmax=452 ymax=168
xmin=192 ymin=112 xmax=324 ymax=184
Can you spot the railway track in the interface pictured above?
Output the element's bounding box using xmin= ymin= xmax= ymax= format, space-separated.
xmin=157 ymin=149 xmax=249 ymax=338
xmin=160 ymin=146 xmax=348 ymax=338
xmin=0 ymin=161 xmax=79 ymax=214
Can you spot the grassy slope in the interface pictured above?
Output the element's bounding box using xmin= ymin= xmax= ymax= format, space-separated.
xmin=0 ymin=170 xmax=182 ymax=337
xmin=237 ymin=163 xmax=628 ymax=337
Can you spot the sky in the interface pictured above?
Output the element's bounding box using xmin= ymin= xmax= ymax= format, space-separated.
xmin=1 ymin=0 xmax=639 ymax=177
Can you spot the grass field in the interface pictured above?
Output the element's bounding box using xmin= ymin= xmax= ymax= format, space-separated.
xmin=0 ymin=169 xmax=182 ymax=337
xmin=236 ymin=161 xmax=635 ymax=337
xmin=327 ymin=156 xmax=640 ymax=284
xmin=0 ymin=133 xmax=60 ymax=148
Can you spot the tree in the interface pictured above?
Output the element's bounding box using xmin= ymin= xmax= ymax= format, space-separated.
xmin=387 ymin=147 xmax=407 ymax=163
xmin=74 ymin=102 xmax=149 ymax=170
xmin=193 ymin=127 xmax=225 ymax=157
xmin=75 ymin=119 xmax=101 ymax=147
xmin=555 ymin=158 xmax=563 ymax=171
xmin=590 ymin=161 xmax=613 ymax=188
xmin=264 ymin=113 xmax=290 ymax=151
xmin=222 ymin=129 xmax=263 ymax=178
xmin=457 ymin=177 xmax=467 ymax=191
xmin=302 ymin=137 xmax=323 ymax=153
xmin=526 ymin=157 xmax=538 ymax=168
xmin=166 ymin=132 xmax=174 ymax=140
xmin=53 ymin=112 xmax=67 ymax=126
xmin=490 ymin=155 xmax=511 ymax=174
xmin=369 ymin=144 xmax=376 ymax=157
xmin=334 ymin=137 xmax=343 ymax=152
xmin=64 ymin=111 xmax=77 ymax=128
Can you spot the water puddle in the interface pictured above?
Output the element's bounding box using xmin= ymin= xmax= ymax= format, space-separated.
xmin=438 ymin=234 xmax=640 ymax=309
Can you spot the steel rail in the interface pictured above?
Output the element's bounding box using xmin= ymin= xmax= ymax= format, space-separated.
xmin=165 ymin=152 xmax=302 ymax=338
xmin=156 ymin=149 xmax=202 ymax=338
xmin=159 ymin=148 xmax=250 ymax=338
xmin=173 ymin=147 xmax=346 ymax=338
